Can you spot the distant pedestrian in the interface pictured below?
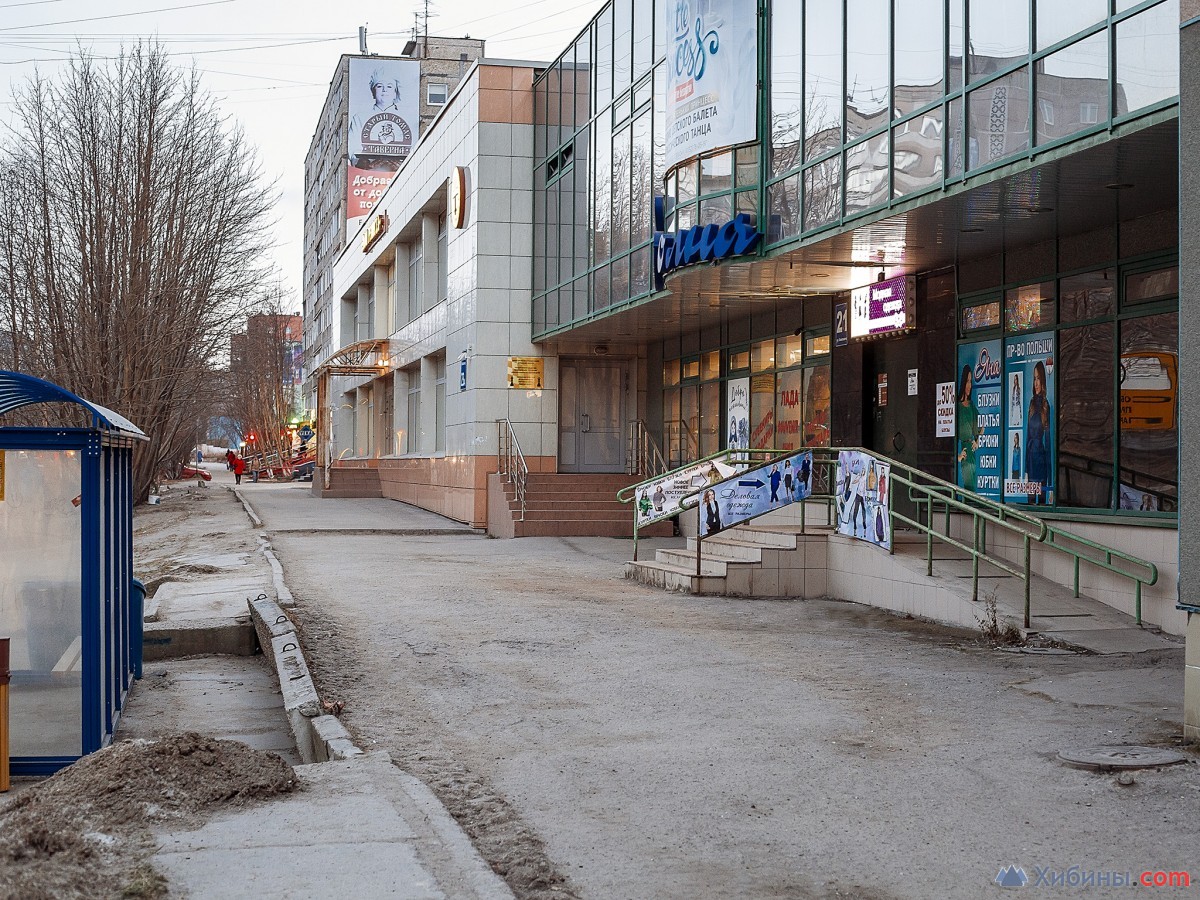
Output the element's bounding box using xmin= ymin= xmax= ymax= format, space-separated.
xmin=225 ymin=449 xmax=235 ymax=471
xmin=196 ymin=449 xmax=203 ymax=465
xmin=233 ymin=456 xmax=246 ymax=485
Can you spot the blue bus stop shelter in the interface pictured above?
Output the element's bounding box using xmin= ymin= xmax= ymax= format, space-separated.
xmin=0 ymin=371 xmax=147 ymax=775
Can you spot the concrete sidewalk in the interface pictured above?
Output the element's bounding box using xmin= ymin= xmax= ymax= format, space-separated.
xmin=153 ymin=752 xmax=512 ymax=900
xmin=119 ymin=472 xmax=513 ymax=900
xmin=235 ymin=480 xmax=482 ymax=535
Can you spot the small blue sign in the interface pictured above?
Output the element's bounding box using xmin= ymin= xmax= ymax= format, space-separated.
xmin=298 ymin=426 xmax=315 ymax=442
xmin=834 ymin=302 xmax=849 ymax=348
xmin=459 ymin=356 xmax=468 ymax=391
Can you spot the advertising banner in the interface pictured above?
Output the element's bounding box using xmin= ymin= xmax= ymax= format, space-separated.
xmin=935 ymin=381 xmax=955 ymax=438
xmin=955 ymin=340 xmax=1003 ymax=501
xmin=692 ymin=451 xmax=813 ymax=537
xmin=1003 ymin=332 xmax=1056 ymax=505
xmin=849 ymin=275 xmax=916 ymax=340
xmin=664 ymin=0 xmax=758 ymax=172
xmin=346 ymin=57 xmax=421 ymax=230
xmin=636 ymin=458 xmax=740 ymax=529
xmin=834 ymin=450 xmax=891 ymax=550
xmin=727 ymin=377 xmax=749 ymax=450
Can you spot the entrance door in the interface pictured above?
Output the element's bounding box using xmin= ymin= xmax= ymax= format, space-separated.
xmin=559 ymin=359 xmax=627 ymax=472
xmin=865 ymin=337 xmax=919 ymax=466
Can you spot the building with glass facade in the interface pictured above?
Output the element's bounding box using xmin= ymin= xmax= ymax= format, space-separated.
xmin=318 ymin=0 xmax=1197 ymax=733
xmin=530 ymin=0 xmax=1183 ymax=620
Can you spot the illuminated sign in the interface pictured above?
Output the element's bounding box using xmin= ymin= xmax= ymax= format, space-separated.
xmin=849 ymin=275 xmax=916 ymax=340
xmin=361 ymin=212 xmax=389 ymax=253
xmin=653 ymin=213 xmax=761 ymax=280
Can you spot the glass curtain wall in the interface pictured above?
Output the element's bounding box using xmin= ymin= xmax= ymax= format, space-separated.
xmin=765 ymin=0 xmax=1179 ymax=247
xmin=534 ymin=0 xmax=665 ymax=336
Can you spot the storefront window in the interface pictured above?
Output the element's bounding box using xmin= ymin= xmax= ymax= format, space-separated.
xmin=962 ymin=300 xmax=1001 ymax=333
xmin=701 ymin=351 xmax=720 ymax=381
xmin=700 ymin=381 xmax=721 ymax=457
xmin=1125 ymin=265 xmax=1178 ymax=305
xmin=1057 ymin=323 xmax=1115 ymax=508
xmin=1005 ymin=281 xmax=1054 ymax=331
xmin=1059 ymin=269 xmax=1114 ymax=323
xmin=804 ymin=365 xmax=832 ymax=446
xmin=751 ymin=373 xmax=776 ymax=448
xmin=1119 ymin=312 xmax=1178 ymax=510
xmin=663 ymin=359 xmax=680 ymax=387
xmin=729 ymin=347 xmax=751 ymax=371
xmin=775 ymin=334 xmax=804 ymax=368
xmin=775 ymin=368 xmax=804 ymax=451
xmin=751 ymin=339 xmax=774 ymax=372
xmin=806 ymin=334 xmax=831 ymax=357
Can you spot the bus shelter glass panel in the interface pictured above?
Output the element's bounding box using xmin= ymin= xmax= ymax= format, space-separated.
xmin=0 ymin=449 xmax=83 ymax=758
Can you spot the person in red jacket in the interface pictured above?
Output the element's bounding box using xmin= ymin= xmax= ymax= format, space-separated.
xmin=233 ymin=455 xmax=246 ymax=485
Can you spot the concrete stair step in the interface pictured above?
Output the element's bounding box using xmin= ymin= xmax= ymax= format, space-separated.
xmin=624 ymin=559 xmax=729 ymax=593
xmin=655 ymin=549 xmax=732 ymax=575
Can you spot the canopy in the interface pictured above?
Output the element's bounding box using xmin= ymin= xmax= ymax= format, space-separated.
xmin=0 ymin=370 xmax=146 ymax=439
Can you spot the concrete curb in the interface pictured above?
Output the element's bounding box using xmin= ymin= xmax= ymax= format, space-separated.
xmin=231 ymin=486 xmax=263 ymax=527
xmin=256 ymin=535 xmax=295 ymax=607
xmin=247 ymin=594 xmax=363 ymax=764
xmin=142 ymin=618 xmax=257 ymax=660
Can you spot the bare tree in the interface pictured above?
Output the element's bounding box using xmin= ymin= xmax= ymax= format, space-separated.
xmin=224 ymin=291 xmax=302 ymax=474
xmin=0 ymin=44 xmax=275 ymax=500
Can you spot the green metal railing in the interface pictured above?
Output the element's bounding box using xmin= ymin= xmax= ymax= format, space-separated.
xmin=643 ymin=443 xmax=1158 ymax=627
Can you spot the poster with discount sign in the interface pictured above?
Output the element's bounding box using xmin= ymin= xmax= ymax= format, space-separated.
xmin=1003 ymin=332 xmax=1056 ymax=505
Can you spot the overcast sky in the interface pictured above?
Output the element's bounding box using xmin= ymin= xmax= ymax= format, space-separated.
xmin=0 ymin=0 xmax=601 ymax=308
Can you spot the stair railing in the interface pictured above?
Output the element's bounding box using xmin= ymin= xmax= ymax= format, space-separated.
xmin=811 ymin=448 xmax=1158 ymax=627
xmin=496 ymin=418 xmax=529 ymax=522
xmin=669 ymin=445 xmax=1157 ymax=628
xmin=617 ymin=446 xmax=777 ymax=560
xmin=627 ymin=420 xmax=668 ymax=477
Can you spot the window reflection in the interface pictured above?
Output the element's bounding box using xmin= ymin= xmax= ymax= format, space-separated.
xmin=1035 ymin=32 xmax=1108 ymax=145
xmin=805 ymin=0 xmax=843 ymax=159
xmin=845 ymin=135 xmax=889 ymax=214
xmin=1057 ymin=324 xmax=1115 ymax=509
xmin=1059 ymin=269 xmax=1115 ymax=323
xmin=892 ymin=107 xmax=944 ymax=198
xmin=768 ymin=174 xmax=800 ymax=242
xmin=1037 ymin=0 xmax=1106 ymax=49
xmin=846 ymin=0 xmax=890 ymax=140
xmin=1119 ymin=312 xmax=1178 ymax=510
xmin=894 ymin=0 xmax=944 ymax=112
xmin=967 ymin=67 xmax=1030 ymax=169
xmin=771 ymin=0 xmax=803 ymax=177
xmin=968 ymin=0 xmax=1029 ymax=82
xmin=1115 ymin=0 xmax=1180 ymax=115
xmin=804 ymin=159 xmax=841 ymax=230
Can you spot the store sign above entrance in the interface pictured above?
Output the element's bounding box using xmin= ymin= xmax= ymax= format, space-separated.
xmin=849 ymin=275 xmax=916 ymax=341
xmin=653 ymin=213 xmax=762 ymax=284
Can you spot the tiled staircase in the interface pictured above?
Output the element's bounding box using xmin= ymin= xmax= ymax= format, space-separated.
xmin=626 ymin=523 xmax=1179 ymax=654
xmin=488 ymin=472 xmax=675 ymax=538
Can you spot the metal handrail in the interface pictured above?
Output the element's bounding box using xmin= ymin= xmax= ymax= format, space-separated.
xmin=627 ymin=420 xmax=668 ymax=477
xmin=496 ymin=419 xmax=529 ymax=522
xmin=637 ymin=440 xmax=1158 ymax=627
xmin=1044 ymin=525 xmax=1158 ymax=625
xmin=664 ymin=418 xmax=699 ymax=468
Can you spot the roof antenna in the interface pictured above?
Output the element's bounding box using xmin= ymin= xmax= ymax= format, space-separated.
xmin=358 ymin=25 xmax=369 ymax=55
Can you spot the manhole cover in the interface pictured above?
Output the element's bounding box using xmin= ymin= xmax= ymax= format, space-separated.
xmin=1057 ymin=746 xmax=1188 ymax=771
